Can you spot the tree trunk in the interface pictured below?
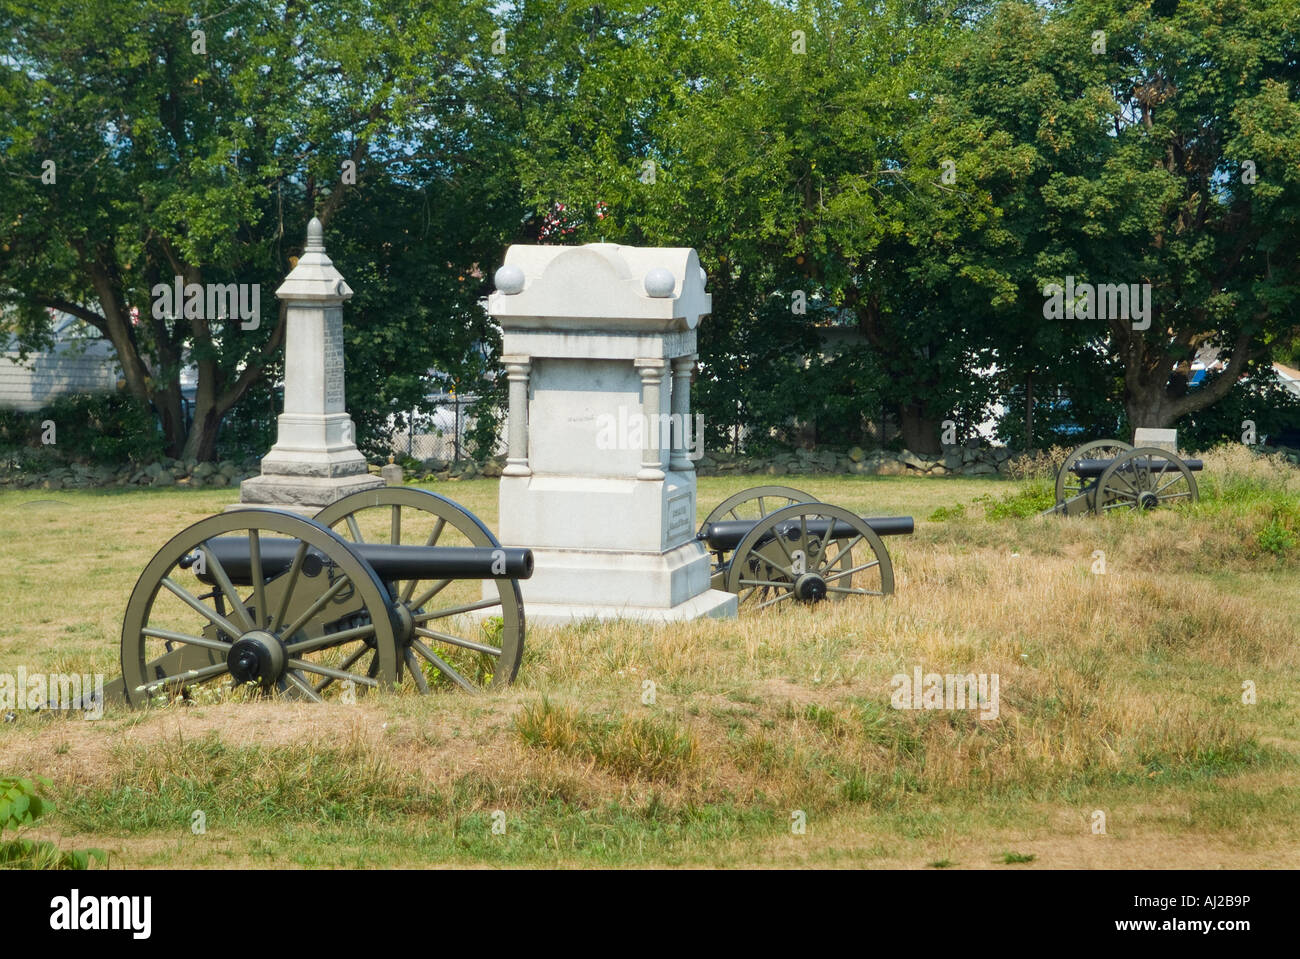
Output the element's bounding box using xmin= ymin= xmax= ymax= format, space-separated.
xmin=1024 ymin=373 xmax=1034 ymax=450
xmin=181 ymin=402 xmax=223 ymax=461
xmin=899 ymin=403 xmax=941 ymax=453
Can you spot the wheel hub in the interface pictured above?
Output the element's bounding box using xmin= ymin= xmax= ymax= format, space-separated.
xmin=391 ymin=600 xmax=416 ymax=647
xmin=1137 ymin=490 xmax=1160 ymax=510
xmin=793 ymin=572 xmax=827 ymax=603
xmin=227 ymin=630 xmax=287 ymax=686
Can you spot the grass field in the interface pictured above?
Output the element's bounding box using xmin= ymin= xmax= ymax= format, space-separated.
xmin=2 ymin=447 xmax=1298 ymax=868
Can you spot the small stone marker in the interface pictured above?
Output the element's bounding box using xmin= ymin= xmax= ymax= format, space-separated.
xmin=1133 ymin=428 xmax=1178 ymax=453
xmin=237 ymin=218 xmax=381 ymax=513
xmin=381 ymin=455 xmax=404 ymax=487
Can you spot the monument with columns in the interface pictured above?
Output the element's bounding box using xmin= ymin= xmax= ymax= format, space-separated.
xmin=237 ymin=218 xmax=381 ymax=512
xmin=487 ymin=242 xmax=737 ymax=623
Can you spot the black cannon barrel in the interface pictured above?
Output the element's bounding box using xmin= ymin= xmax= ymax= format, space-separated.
xmin=195 ymin=538 xmax=533 ymax=586
xmin=699 ymin=516 xmax=914 ymax=552
xmin=1072 ymin=456 xmax=1204 ymax=478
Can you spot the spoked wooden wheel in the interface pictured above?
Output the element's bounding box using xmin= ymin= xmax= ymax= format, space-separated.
xmin=700 ymin=486 xmax=818 ymax=588
xmin=121 ymin=510 xmax=400 ymax=708
xmin=1056 ymin=439 xmax=1132 ymax=508
xmin=723 ymin=503 xmax=894 ymax=610
xmin=315 ymin=488 xmax=524 ymax=692
xmin=1095 ymin=447 xmax=1199 ymax=514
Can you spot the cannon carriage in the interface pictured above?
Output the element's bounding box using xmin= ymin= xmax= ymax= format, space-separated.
xmin=696 ymin=486 xmax=914 ymax=610
xmin=1044 ymin=440 xmax=1202 ymax=516
xmin=109 ymin=488 xmax=532 ymax=707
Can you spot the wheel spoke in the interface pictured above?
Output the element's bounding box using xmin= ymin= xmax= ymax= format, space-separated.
xmin=284 ymin=671 xmax=325 ymax=702
xmin=286 ymin=658 xmax=379 ymax=687
xmin=826 ymin=585 xmax=883 ymax=596
xmin=160 ymin=579 xmax=244 ymax=639
xmin=404 ymin=648 xmax=430 ymax=693
xmin=413 ymin=627 xmax=502 ymax=657
xmin=280 ymin=574 xmax=352 ymax=639
xmin=269 ymin=542 xmax=309 ymax=633
xmin=1154 ymin=473 xmax=1187 ymax=495
xmin=820 ymin=533 xmax=863 ymax=572
xmin=142 ymin=626 xmax=234 ymax=654
xmin=134 ymin=661 xmax=230 ymax=694
xmin=413 ymin=596 xmax=503 ymax=621
xmin=822 ymin=559 xmax=879 ymax=583
xmin=248 ymin=530 xmax=267 ymax=629
xmin=200 ymin=544 xmax=255 ymax=633
xmin=401 ymin=519 xmax=449 ymax=601
xmin=312 ymin=644 xmax=370 ymax=693
xmin=409 ymin=578 xmax=451 ymax=609
xmin=284 ymin=623 xmax=376 ymax=656
xmin=410 ymin=639 xmax=479 ymax=692
xmin=391 ymin=504 xmax=401 ymax=545
xmin=755 ymin=590 xmax=796 ymax=610
xmin=345 ymin=515 xmax=364 ymax=543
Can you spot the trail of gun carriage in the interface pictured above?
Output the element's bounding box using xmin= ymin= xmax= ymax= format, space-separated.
xmin=2 ymin=0 xmax=1298 ymax=872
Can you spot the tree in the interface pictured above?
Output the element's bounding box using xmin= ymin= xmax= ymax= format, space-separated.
xmin=0 ymin=0 xmax=509 ymax=460
xmin=504 ymin=0 xmax=1002 ymax=452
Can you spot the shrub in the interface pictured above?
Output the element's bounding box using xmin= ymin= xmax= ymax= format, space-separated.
xmin=0 ymin=775 xmax=105 ymax=869
xmin=0 ymin=392 xmax=163 ymax=469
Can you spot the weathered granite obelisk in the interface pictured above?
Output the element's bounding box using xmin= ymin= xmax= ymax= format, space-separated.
xmin=487 ymin=242 xmax=737 ymax=623
xmin=237 ymin=217 xmax=381 ymax=513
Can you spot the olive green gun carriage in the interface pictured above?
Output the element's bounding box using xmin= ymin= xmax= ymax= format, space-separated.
xmin=696 ymin=485 xmax=913 ymax=610
xmin=1043 ymin=440 xmax=1202 ymax=516
xmin=102 ymin=488 xmax=533 ymax=707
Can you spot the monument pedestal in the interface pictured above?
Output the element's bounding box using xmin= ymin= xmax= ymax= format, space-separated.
xmin=488 ymin=243 xmax=737 ymax=623
xmin=499 ymin=472 xmax=735 ymax=624
xmin=235 ymin=218 xmax=381 ymax=514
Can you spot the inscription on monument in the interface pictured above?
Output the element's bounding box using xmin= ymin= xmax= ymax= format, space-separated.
xmin=323 ymin=314 xmax=345 ymax=411
xmin=666 ymin=494 xmax=692 ymax=542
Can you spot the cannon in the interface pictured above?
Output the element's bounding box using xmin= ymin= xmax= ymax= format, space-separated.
xmin=1044 ymin=440 xmax=1202 ymax=516
xmin=103 ymin=488 xmax=532 ymax=707
xmin=697 ymin=486 xmax=913 ymax=609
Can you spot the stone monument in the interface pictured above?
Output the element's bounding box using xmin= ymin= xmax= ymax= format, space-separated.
xmin=1133 ymin=427 xmax=1178 ymax=453
xmin=237 ymin=218 xmax=381 ymax=512
xmin=487 ymin=242 xmax=737 ymax=623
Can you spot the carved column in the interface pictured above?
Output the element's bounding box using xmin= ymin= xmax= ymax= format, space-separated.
xmin=636 ymin=359 xmax=667 ymax=480
xmin=669 ymin=354 xmax=696 ymax=472
xmin=503 ymin=356 xmax=531 ymax=476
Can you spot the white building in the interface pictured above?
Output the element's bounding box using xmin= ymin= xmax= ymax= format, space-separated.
xmin=0 ymin=313 xmax=119 ymax=411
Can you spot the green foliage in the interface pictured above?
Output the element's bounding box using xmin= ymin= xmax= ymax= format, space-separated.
xmin=928 ymin=503 xmax=967 ymax=522
xmin=1257 ymin=518 xmax=1298 ymax=557
xmin=0 ymin=392 xmax=163 ymax=469
xmin=0 ymin=776 xmax=50 ymax=831
xmin=1001 ymin=851 xmax=1035 ymax=864
xmin=0 ymin=776 xmax=105 ymax=870
xmin=976 ymin=481 xmax=1055 ymax=519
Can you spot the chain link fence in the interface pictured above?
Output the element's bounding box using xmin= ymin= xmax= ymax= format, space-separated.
xmin=382 ymin=393 xmax=505 ymax=464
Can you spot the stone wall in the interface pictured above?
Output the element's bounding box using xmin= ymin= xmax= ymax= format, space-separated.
xmin=695 ymin=440 xmax=1015 ymax=478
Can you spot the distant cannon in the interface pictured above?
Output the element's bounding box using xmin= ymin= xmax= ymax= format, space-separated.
xmin=103 ymin=489 xmax=531 ymax=707
xmin=1044 ymin=441 xmax=1202 ymax=516
xmin=696 ymin=486 xmax=913 ymax=609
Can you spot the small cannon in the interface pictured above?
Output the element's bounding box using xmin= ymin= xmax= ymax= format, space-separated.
xmin=1044 ymin=440 xmax=1202 ymax=516
xmin=697 ymin=486 xmax=914 ymax=609
xmin=104 ymin=488 xmax=532 ymax=707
